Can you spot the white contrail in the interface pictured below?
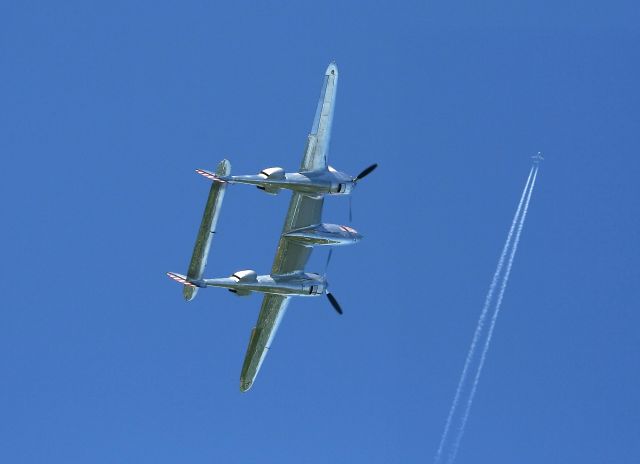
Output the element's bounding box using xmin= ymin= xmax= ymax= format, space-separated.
xmin=434 ymin=167 xmax=535 ymax=464
xmin=446 ymin=166 xmax=539 ymax=464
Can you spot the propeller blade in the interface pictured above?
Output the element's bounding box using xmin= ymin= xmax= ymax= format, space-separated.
xmin=324 ymin=248 xmax=333 ymax=277
xmin=354 ymin=163 xmax=378 ymax=182
xmin=326 ymin=292 xmax=343 ymax=315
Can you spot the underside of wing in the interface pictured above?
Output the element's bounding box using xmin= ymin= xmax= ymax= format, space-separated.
xmin=300 ymin=63 xmax=338 ymax=172
xmin=272 ymin=193 xmax=324 ymax=274
xmin=240 ymin=294 xmax=291 ymax=392
xmin=238 ymin=193 xmax=322 ymax=391
xmin=239 ymin=193 xmax=323 ymax=391
xmin=238 ymin=65 xmax=335 ymax=392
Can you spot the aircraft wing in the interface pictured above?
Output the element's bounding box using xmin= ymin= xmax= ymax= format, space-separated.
xmin=300 ymin=62 xmax=338 ymax=172
xmin=239 ymin=295 xmax=291 ymax=392
xmin=272 ymin=193 xmax=324 ymax=273
xmin=238 ymin=194 xmax=323 ymax=392
xmin=239 ymin=63 xmax=334 ymax=391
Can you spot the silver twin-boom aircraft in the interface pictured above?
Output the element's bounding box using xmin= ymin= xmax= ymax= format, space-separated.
xmin=168 ymin=62 xmax=376 ymax=391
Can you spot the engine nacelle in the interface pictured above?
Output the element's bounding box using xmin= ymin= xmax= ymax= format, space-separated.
xmin=329 ymin=181 xmax=353 ymax=195
xmin=302 ymin=281 xmax=327 ymax=296
xmin=231 ymin=270 xmax=258 ymax=283
xmin=258 ymin=167 xmax=285 ymax=180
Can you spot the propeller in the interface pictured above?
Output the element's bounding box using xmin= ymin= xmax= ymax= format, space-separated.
xmin=323 ymin=248 xmax=333 ymax=276
xmin=349 ymin=195 xmax=353 ymax=223
xmin=326 ymin=292 xmax=343 ymax=315
xmin=353 ymin=163 xmax=378 ymax=182
xmin=348 ymin=163 xmax=378 ymax=222
xmin=322 ymin=248 xmax=343 ymax=315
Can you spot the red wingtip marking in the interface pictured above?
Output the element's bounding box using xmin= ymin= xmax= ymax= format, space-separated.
xmin=166 ymin=272 xmax=195 ymax=287
xmin=195 ymin=169 xmax=217 ymax=181
xmin=195 ymin=169 xmax=227 ymax=183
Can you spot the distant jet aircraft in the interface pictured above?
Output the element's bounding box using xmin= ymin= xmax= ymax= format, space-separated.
xmin=168 ymin=62 xmax=374 ymax=391
xmin=532 ymin=152 xmax=544 ymax=163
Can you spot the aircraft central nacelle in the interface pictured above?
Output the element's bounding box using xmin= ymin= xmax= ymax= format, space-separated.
xmin=283 ymin=223 xmax=362 ymax=246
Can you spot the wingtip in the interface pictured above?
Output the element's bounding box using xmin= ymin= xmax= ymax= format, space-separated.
xmin=240 ymin=380 xmax=253 ymax=392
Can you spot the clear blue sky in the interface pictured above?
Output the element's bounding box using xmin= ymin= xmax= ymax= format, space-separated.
xmin=1 ymin=1 xmax=639 ymax=463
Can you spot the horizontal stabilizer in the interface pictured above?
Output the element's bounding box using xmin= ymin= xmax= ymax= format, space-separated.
xmin=167 ymin=272 xmax=206 ymax=288
xmin=167 ymin=272 xmax=195 ymax=287
xmin=184 ymin=159 xmax=231 ymax=301
xmin=196 ymin=168 xmax=225 ymax=182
